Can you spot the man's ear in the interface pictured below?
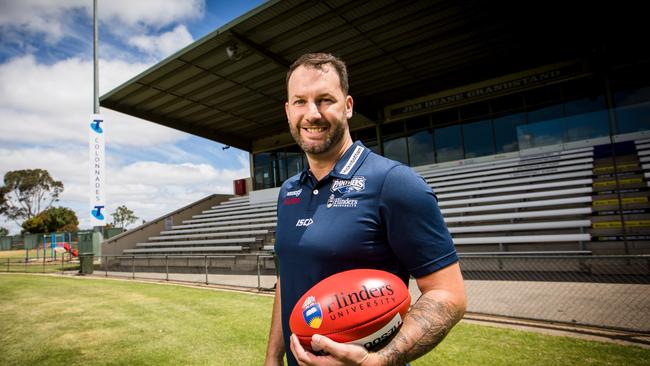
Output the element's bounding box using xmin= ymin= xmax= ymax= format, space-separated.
xmin=285 ymin=101 xmax=290 ymax=121
xmin=345 ymin=95 xmax=353 ymax=119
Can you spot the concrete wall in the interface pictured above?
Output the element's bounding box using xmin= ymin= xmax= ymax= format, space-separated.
xmin=250 ymin=187 xmax=281 ymax=204
xmin=101 ymin=194 xmax=233 ymax=257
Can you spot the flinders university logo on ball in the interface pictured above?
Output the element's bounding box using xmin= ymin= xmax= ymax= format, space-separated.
xmin=302 ymin=296 xmax=323 ymax=329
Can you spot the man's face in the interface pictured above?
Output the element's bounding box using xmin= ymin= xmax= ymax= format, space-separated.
xmin=285 ymin=64 xmax=353 ymax=155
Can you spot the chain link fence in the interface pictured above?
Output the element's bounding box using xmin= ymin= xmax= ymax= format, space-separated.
xmin=458 ymin=255 xmax=650 ymax=333
xmin=1 ymin=256 xmax=81 ymax=274
xmin=2 ymin=253 xmax=648 ymax=333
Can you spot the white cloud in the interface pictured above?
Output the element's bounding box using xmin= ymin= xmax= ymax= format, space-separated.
xmin=0 ymin=0 xmax=254 ymax=236
xmin=100 ymin=0 xmax=204 ymax=29
xmin=0 ymin=55 xmax=185 ymax=147
xmin=0 ymin=0 xmax=87 ymax=43
xmin=128 ymin=25 xmax=194 ymax=58
xmin=0 ymin=54 xmax=251 ymax=235
xmin=0 ymin=0 xmax=204 ymax=44
xmin=0 ymin=145 xmax=250 ymax=234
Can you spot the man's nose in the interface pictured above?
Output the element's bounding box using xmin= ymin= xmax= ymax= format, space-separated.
xmin=304 ymin=102 xmax=322 ymax=122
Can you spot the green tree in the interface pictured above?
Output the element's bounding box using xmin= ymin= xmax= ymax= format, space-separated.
xmin=111 ymin=205 xmax=139 ymax=230
xmin=0 ymin=169 xmax=64 ymax=226
xmin=0 ymin=227 xmax=8 ymax=236
xmin=22 ymin=207 xmax=78 ymax=234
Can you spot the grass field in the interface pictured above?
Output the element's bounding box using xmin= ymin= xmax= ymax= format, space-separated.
xmin=1 ymin=274 xmax=648 ymax=366
xmin=0 ymin=249 xmax=45 ymax=258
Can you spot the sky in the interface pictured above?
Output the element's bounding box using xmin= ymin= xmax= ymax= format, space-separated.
xmin=0 ymin=0 xmax=267 ymax=234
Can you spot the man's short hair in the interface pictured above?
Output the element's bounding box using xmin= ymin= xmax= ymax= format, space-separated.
xmin=286 ymin=53 xmax=349 ymax=95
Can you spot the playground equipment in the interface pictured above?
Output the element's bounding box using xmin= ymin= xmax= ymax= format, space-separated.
xmin=41 ymin=233 xmax=78 ymax=260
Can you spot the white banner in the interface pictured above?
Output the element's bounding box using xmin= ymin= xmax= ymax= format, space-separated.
xmin=89 ymin=114 xmax=106 ymax=226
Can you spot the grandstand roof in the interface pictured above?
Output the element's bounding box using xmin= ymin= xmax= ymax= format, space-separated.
xmin=99 ymin=0 xmax=644 ymax=152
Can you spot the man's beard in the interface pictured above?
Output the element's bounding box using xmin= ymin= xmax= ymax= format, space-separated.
xmin=291 ymin=120 xmax=346 ymax=155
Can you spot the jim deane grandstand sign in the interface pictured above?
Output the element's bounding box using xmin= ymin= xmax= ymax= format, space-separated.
xmin=89 ymin=114 xmax=106 ymax=226
xmin=385 ymin=61 xmax=585 ymax=120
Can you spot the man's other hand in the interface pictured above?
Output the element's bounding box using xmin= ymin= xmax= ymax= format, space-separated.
xmin=290 ymin=333 xmax=379 ymax=366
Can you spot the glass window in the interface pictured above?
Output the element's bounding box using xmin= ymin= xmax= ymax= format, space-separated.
xmin=615 ymin=87 xmax=650 ymax=134
xmin=253 ymin=152 xmax=271 ymax=189
xmin=383 ymin=136 xmax=408 ymax=164
xmin=382 ymin=122 xmax=407 ymax=164
xmin=463 ymin=119 xmax=494 ymax=158
xmin=254 ymin=152 xmax=270 ymax=166
xmin=407 ymin=129 xmax=435 ymax=166
xmin=564 ymin=96 xmax=610 ymax=141
xmin=273 ymin=157 xmax=286 ymax=186
xmin=517 ymin=118 xmax=565 ymax=149
xmin=285 ymin=145 xmax=304 ymax=178
xmin=254 ymin=166 xmax=271 ymax=190
xmin=527 ymin=104 xmax=563 ymax=123
xmin=435 ymin=124 xmax=463 ymax=162
xmin=493 ymin=112 xmax=526 ymax=153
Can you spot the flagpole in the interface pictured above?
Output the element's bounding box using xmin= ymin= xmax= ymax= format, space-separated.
xmin=91 ymin=0 xmax=105 ymax=237
xmin=93 ymin=0 xmax=99 ymax=114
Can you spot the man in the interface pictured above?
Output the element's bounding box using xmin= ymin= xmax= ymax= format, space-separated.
xmin=265 ymin=53 xmax=466 ymax=366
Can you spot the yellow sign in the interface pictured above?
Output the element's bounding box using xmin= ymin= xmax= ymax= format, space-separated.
xmin=593 ymin=220 xmax=650 ymax=228
xmin=593 ymin=178 xmax=643 ymax=187
xmin=593 ymin=196 xmax=649 ymax=206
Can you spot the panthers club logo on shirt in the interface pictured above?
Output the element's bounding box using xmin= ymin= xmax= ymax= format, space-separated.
xmin=331 ymin=176 xmax=366 ymax=194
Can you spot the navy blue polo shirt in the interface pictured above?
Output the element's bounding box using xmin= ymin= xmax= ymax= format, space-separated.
xmin=275 ymin=141 xmax=457 ymax=365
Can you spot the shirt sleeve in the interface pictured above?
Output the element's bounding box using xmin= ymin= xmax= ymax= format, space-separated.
xmin=378 ymin=164 xmax=458 ymax=278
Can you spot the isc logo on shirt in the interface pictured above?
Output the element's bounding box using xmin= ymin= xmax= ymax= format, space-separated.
xmin=296 ymin=218 xmax=314 ymax=227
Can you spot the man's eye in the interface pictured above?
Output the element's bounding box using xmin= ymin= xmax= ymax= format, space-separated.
xmin=293 ymin=100 xmax=305 ymax=105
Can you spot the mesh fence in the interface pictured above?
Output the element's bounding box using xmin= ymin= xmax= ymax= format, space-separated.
xmin=1 ymin=257 xmax=81 ymax=274
xmin=459 ymin=255 xmax=650 ymax=333
xmin=2 ymin=253 xmax=648 ymax=333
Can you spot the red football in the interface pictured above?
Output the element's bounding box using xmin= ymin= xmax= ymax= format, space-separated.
xmin=289 ymin=269 xmax=411 ymax=351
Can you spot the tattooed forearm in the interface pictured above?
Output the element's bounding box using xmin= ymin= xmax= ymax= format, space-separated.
xmin=375 ymin=294 xmax=465 ymax=366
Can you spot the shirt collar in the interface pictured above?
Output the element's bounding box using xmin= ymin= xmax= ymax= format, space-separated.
xmin=298 ymin=141 xmax=370 ymax=184
xmin=331 ymin=141 xmax=370 ymax=179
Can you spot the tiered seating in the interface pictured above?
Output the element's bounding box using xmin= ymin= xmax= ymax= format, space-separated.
xmin=121 ymin=139 xmax=650 ymax=257
xmin=415 ymin=148 xmax=595 ymax=254
xmin=123 ymin=196 xmax=277 ymax=255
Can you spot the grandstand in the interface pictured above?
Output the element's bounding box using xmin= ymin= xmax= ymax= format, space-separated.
xmin=102 ymin=136 xmax=650 ymax=266
xmin=98 ymin=1 xmax=649 ymax=271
